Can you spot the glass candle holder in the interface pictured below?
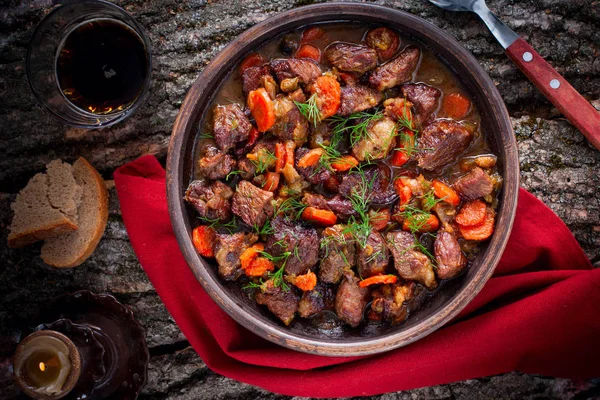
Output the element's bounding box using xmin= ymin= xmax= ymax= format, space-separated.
xmin=12 ymin=330 xmax=81 ymax=399
xmin=26 ymin=0 xmax=152 ymax=128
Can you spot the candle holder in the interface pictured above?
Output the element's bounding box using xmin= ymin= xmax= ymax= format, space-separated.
xmin=13 ymin=330 xmax=82 ymax=399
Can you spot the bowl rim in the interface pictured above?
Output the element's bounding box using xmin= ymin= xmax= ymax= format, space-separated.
xmin=167 ymin=2 xmax=519 ymax=356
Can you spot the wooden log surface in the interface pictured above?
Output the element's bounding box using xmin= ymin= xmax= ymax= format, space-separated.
xmin=1 ymin=0 xmax=599 ymax=398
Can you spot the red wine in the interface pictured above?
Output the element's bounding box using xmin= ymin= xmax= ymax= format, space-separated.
xmin=56 ymin=18 xmax=148 ymax=115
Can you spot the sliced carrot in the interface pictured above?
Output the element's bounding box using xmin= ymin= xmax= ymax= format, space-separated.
xmin=293 ymin=271 xmax=318 ymax=291
xmin=443 ymin=93 xmax=471 ymax=119
xmin=359 ymin=274 xmax=398 ymax=288
xmin=192 ymin=225 xmax=216 ymax=258
xmin=311 ymin=75 xmax=341 ymax=120
xmin=284 ymin=140 xmax=296 ymax=166
xmin=390 ymin=129 xmax=415 ymax=167
xmin=456 ymin=199 xmax=486 ymax=227
xmin=262 ymin=171 xmax=280 ymax=192
xmin=239 ymin=53 xmax=265 ymax=73
xmin=330 ymin=155 xmax=359 ymax=172
xmin=394 ymin=178 xmax=413 ymax=206
xmin=247 ymin=88 xmax=275 ymax=132
xmin=244 ymin=257 xmax=275 ymax=277
xmin=369 ymin=208 xmax=391 ymax=231
xmin=459 ymin=209 xmax=495 ymax=241
xmin=275 ymin=142 xmax=286 ymax=173
xmin=402 ymin=213 xmax=440 ymax=233
xmin=301 ymin=206 xmax=337 ymax=226
xmin=295 ymin=43 xmax=321 ymax=62
xmin=240 ymin=243 xmax=265 ymax=271
xmin=247 ymin=127 xmax=260 ymax=147
xmin=297 ymin=148 xmax=325 ymax=168
xmin=432 ymin=179 xmax=460 ymax=207
xmin=301 ymin=27 xmax=324 ymax=42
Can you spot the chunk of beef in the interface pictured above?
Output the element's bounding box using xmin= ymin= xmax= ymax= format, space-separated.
xmin=255 ymin=279 xmax=299 ymax=326
xmin=324 ymin=42 xmax=378 ymax=74
xmin=214 ymin=232 xmax=257 ymax=280
xmin=339 ymin=166 xmax=398 ymax=206
xmin=432 ymin=202 xmax=457 ymax=233
xmin=357 ymin=231 xmax=390 ymax=278
xmin=383 ymin=97 xmax=414 ymax=122
xmin=453 ymin=167 xmax=493 ymax=201
xmin=308 ymin=121 xmax=334 ymax=149
xmin=386 ymin=231 xmax=437 ymax=289
xmin=369 ymin=46 xmax=420 ymax=91
xmin=242 ymin=65 xmax=273 ymax=97
xmin=237 ymin=158 xmax=256 ymax=180
xmin=298 ymin=283 xmax=335 ymax=318
xmin=231 ymin=180 xmax=274 ymax=227
xmin=295 ymin=147 xmax=333 ymax=185
xmin=434 ymin=230 xmax=467 ymax=280
xmin=401 ymin=83 xmax=441 ymax=123
xmin=369 ymin=282 xmax=417 ymax=325
xmin=335 ymin=271 xmax=370 ymax=327
xmin=338 ymin=85 xmax=383 ymax=116
xmin=270 ymin=58 xmax=321 ymax=84
xmin=417 ymin=119 xmax=473 ymax=171
xmin=270 ymin=91 xmax=309 ymax=146
xmin=265 ymin=216 xmax=319 ymax=275
xmin=184 ymin=180 xmax=234 ymax=221
xmin=213 ymin=103 xmax=252 ymax=152
xmin=319 ymin=224 xmax=356 ymax=284
xmin=352 ymin=116 xmax=397 ymax=161
xmin=196 ymin=140 xmax=236 ymax=180
xmin=302 ymin=192 xmax=357 ymax=221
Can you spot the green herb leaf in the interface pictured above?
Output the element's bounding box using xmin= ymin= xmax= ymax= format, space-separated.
xmin=294 ymin=93 xmax=320 ymax=127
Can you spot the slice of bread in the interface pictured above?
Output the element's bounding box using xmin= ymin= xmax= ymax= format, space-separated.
xmin=41 ymin=157 xmax=109 ymax=268
xmin=8 ymin=160 xmax=82 ymax=248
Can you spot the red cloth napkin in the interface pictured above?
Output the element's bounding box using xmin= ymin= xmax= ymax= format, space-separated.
xmin=114 ymin=155 xmax=600 ymax=398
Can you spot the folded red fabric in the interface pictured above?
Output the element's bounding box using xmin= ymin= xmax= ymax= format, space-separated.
xmin=114 ymin=155 xmax=600 ymax=398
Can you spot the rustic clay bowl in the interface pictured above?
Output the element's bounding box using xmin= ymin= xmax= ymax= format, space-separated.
xmin=167 ymin=3 xmax=518 ymax=356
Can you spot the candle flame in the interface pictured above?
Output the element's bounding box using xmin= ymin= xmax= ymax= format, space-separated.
xmin=39 ymin=362 xmax=46 ymax=372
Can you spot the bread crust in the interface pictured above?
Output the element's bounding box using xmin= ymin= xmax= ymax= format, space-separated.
xmin=41 ymin=157 xmax=109 ymax=268
xmin=8 ymin=221 xmax=78 ymax=248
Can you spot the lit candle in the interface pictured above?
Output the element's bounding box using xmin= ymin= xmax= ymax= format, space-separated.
xmin=13 ymin=331 xmax=81 ymax=399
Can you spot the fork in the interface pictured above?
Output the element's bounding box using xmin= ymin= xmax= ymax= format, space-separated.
xmin=429 ymin=0 xmax=600 ymax=150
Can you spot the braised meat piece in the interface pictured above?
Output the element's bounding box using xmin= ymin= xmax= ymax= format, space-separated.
xmin=324 ymin=42 xmax=378 ymax=74
xmin=302 ymin=192 xmax=357 ymax=221
xmin=369 ymin=282 xmax=417 ymax=325
xmin=213 ymin=104 xmax=252 ymax=152
xmin=352 ymin=116 xmax=397 ymax=161
xmin=339 ymin=166 xmax=398 ymax=206
xmin=295 ymin=147 xmax=333 ymax=185
xmin=401 ymin=83 xmax=441 ymax=123
xmin=386 ymin=231 xmax=437 ymax=289
xmin=255 ymin=279 xmax=300 ymax=326
xmin=369 ymin=46 xmax=420 ymax=91
xmin=357 ymin=231 xmax=390 ymax=278
xmin=196 ymin=140 xmax=236 ymax=180
xmin=184 ymin=180 xmax=234 ymax=221
xmin=214 ymin=232 xmax=257 ymax=280
xmin=319 ymin=224 xmax=356 ymax=284
xmin=298 ymin=282 xmax=335 ymax=318
xmin=338 ymin=85 xmax=383 ymax=116
xmin=270 ymin=58 xmax=321 ymax=84
xmin=432 ymin=202 xmax=457 ymax=233
xmin=231 ymin=180 xmax=275 ymax=227
xmin=453 ymin=167 xmax=493 ymax=201
xmin=434 ymin=230 xmax=467 ymax=280
xmin=270 ymin=90 xmax=309 ymax=146
xmin=265 ymin=216 xmax=319 ymax=275
xmin=242 ymin=65 xmax=273 ymax=97
xmin=335 ymin=271 xmax=370 ymax=327
xmin=417 ymin=119 xmax=473 ymax=171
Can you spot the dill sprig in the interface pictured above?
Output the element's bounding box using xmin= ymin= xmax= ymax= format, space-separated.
xmin=252 ymin=220 xmax=274 ymax=236
xmin=341 ymin=166 xmax=377 ymax=248
xmin=275 ymin=197 xmax=307 ymax=220
xmin=197 ymin=215 xmax=239 ymax=233
xmin=199 ymin=131 xmax=214 ymax=140
xmin=294 ymin=93 xmax=320 ymax=127
xmin=329 ymin=111 xmax=384 ymax=147
xmin=248 ymin=149 xmax=276 ymax=174
xmin=225 ymin=170 xmax=243 ymax=181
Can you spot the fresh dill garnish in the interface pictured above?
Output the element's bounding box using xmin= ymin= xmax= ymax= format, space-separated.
xmin=197 ymin=215 xmax=239 ymax=233
xmin=395 ymin=99 xmax=417 ymax=133
xmin=199 ymin=132 xmax=214 ymax=140
xmin=270 ymin=265 xmax=290 ymax=290
xmin=248 ymin=149 xmax=277 ymax=174
xmin=242 ymin=280 xmax=263 ymax=290
xmin=294 ymin=93 xmax=320 ymax=127
xmin=420 ymin=188 xmax=443 ymax=212
xmin=225 ymin=170 xmax=243 ymax=181
xmin=329 ymin=111 xmax=384 ymax=147
xmin=313 ymin=128 xmax=345 ymax=173
xmin=275 ymin=197 xmax=307 ymax=220
xmin=252 ymin=220 xmax=274 ymax=236
xmin=341 ymin=166 xmax=377 ymax=247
